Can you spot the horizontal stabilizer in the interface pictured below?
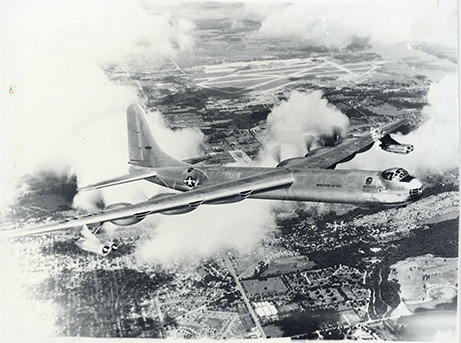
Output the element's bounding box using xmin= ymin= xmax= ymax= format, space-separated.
xmin=78 ymin=170 xmax=157 ymax=192
xmin=182 ymin=155 xmax=213 ymax=164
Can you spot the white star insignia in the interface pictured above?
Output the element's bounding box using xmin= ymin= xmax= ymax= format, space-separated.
xmin=183 ymin=176 xmax=197 ymax=188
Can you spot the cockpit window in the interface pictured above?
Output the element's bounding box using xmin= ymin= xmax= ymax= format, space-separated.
xmin=382 ymin=171 xmax=394 ymax=180
xmin=395 ymin=168 xmax=408 ymax=180
xmin=381 ymin=168 xmax=410 ymax=181
xmin=400 ymin=174 xmax=415 ymax=183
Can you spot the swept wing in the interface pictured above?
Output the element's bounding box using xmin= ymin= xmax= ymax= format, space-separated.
xmin=1 ymin=169 xmax=294 ymax=239
xmin=280 ymin=119 xmax=408 ymax=170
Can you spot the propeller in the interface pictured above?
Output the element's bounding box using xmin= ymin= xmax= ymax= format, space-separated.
xmin=269 ymin=144 xmax=282 ymax=163
xmin=319 ymin=125 xmax=344 ymax=147
xmin=304 ymin=134 xmax=316 ymax=153
xmin=332 ymin=125 xmax=343 ymax=144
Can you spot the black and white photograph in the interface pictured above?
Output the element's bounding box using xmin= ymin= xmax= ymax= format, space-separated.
xmin=0 ymin=0 xmax=459 ymax=341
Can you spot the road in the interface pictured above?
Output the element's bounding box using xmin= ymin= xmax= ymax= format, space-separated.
xmin=219 ymin=314 xmax=239 ymax=339
xmin=223 ymin=256 xmax=266 ymax=338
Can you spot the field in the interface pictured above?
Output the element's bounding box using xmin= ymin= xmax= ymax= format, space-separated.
xmin=261 ymin=256 xmax=316 ymax=277
xmin=389 ymin=255 xmax=458 ymax=311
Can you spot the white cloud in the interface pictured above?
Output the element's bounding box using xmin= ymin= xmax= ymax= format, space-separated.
xmin=0 ymin=0 xmax=196 ymax=208
xmin=259 ymin=90 xmax=349 ymax=164
xmin=253 ymin=0 xmax=457 ymax=49
xmin=136 ymin=199 xmax=277 ymax=267
xmin=340 ymin=73 xmax=459 ymax=175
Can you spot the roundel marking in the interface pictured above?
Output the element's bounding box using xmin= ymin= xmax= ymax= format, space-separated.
xmin=183 ymin=176 xmax=198 ymax=188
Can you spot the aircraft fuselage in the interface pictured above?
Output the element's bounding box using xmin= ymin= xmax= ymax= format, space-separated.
xmin=135 ymin=164 xmax=423 ymax=208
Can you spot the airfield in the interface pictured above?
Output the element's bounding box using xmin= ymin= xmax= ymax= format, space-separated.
xmin=1 ymin=1 xmax=459 ymax=340
xmin=2 ymin=47 xmax=459 ymax=339
xmin=188 ymin=57 xmax=389 ymax=94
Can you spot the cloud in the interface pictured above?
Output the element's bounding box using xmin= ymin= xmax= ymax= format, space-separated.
xmin=0 ymin=0 xmax=199 ymax=334
xmin=0 ymin=246 xmax=58 ymax=337
xmin=134 ymin=88 xmax=354 ymax=266
xmin=136 ymin=199 xmax=277 ymax=267
xmin=72 ymin=107 xmax=205 ymax=212
xmin=0 ymin=0 xmax=196 ymax=208
xmin=258 ymin=90 xmax=349 ymax=165
xmin=339 ymin=73 xmax=459 ymax=176
xmin=252 ymin=0 xmax=457 ymax=49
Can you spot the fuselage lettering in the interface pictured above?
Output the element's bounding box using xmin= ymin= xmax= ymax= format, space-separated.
xmin=316 ymin=183 xmax=342 ymax=188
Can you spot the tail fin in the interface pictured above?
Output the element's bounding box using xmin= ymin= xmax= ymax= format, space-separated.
xmin=127 ymin=104 xmax=187 ymax=168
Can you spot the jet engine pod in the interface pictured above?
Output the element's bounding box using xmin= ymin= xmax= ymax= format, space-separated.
xmin=76 ymin=224 xmax=112 ymax=255
xmin=75 ymin=236 xmax=112 ymax=256
xmin=380 ymin=143 xmax=414 ymax=154
xmin=104 ymin=202 xmax=144 ymax=226
xmin=379 ymin=134 xmax=414 ymax=155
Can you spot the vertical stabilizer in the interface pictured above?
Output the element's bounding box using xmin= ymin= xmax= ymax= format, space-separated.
xmin=127 ymin=104 xmax=187 ymax=168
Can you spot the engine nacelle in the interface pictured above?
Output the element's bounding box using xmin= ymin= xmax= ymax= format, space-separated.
xmin=159 ymin=207 xmax=197 ymax=215
xmin=206 ymin=190 xmax=252 ymax=205
xmin=75 ymin=237 xmax=112 ymax=256
xmin=207 ymin=195 xmax=245 ymax=205
xmin=105 ymin=202 xmax=144 ymax=226
xmin=380 ymin=143 xmax=414 ymax=154
xmin=147 ymin=193 xmax=198 ymax=215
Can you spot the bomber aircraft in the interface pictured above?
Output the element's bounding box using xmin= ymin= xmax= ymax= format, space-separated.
xmin=1 ymin=104 xmax=423 ymax=254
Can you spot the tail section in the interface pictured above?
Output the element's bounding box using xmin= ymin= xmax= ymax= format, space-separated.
xmin=127 ymin=104 xmax=187 ymax=168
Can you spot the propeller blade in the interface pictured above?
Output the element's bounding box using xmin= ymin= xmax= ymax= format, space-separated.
xmin=319 ymin=125 xmax=345 ymax=147
xmin=304 ymin=134 xmax=316 ymax=153
xmin=269 ymin=144 xmax=282 ymax=163
xmin=332 ymin=125 xmax=344 ymax=144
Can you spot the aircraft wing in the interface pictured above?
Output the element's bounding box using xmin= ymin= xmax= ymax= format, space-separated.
xmin=286 ymin=119 xmax=408 ymax=170
xmin=78 ymin=170 xmax=158 ymax=191
xmin=0 ymin=169 xmax=294 ymax=239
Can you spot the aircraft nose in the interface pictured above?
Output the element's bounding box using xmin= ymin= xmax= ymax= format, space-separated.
xmin=408 ymin=178 xmax=423 ymax=200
